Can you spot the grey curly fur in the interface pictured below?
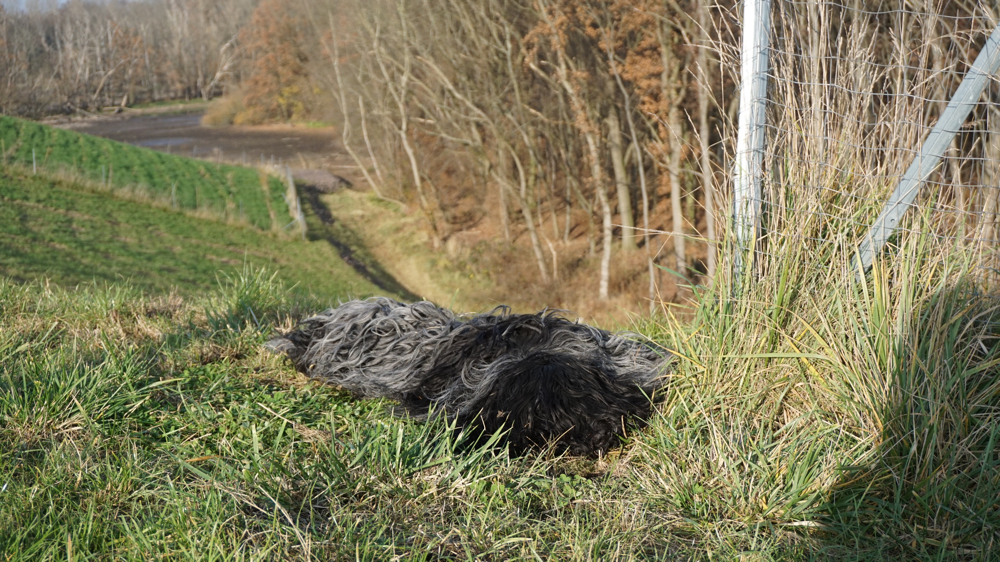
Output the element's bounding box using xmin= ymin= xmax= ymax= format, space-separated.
xmin=267 ymin=297 xmax=670 ymax=456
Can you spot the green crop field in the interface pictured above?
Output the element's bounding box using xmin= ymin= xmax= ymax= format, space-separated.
xmin=0 ymin=165 xmax=378 ymax=300
xmin=0 ymin=116 xmax=289 ymax=230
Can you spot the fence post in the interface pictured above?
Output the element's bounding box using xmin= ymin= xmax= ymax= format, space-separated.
xmin=285 ymin=166 xmax=307 ymax=240
xmin=732 ymin=0 xmax=772 ymax=293
xmin=853 ymin=22 xmax=1000 ymax=275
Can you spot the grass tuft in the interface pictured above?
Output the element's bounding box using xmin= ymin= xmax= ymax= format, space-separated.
xmin=206 ymin=264 xmax=288 ymax=333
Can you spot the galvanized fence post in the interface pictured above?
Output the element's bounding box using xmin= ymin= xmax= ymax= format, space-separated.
xmin=732 ymin=0 xmax=772 ymax=293
xmin=853 ymin=22 xmax=1000 ymax=275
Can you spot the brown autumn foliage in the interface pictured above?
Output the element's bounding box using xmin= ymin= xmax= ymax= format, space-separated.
xmin=235 ymin=0 xmax=313 ymax=124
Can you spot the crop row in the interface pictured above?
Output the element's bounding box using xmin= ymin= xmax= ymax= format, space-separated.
xmin=0 ymin=116 xmax=290 ymax=231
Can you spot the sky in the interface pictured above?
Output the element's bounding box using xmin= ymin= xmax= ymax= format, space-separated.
xmin=2 ymin=0 xmax=124 ymax=11
xmin=2 ymin=0 xmax=61 ymax=10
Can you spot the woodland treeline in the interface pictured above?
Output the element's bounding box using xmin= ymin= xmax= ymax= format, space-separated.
xmin=0 ymin=0 xmax=258 ymax=110
xmin=4 ymin=0 xmax=995 ymax=303
xmin=324 ymin=0 xmax=741 ymax=301
xmin=320 ymin=0 xmax=996 ymax=302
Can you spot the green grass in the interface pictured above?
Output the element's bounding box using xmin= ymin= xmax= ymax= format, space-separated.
xmin=0 ymin=165 xmax=379 ymax=300
xmin=0 ymin=115 xmax=289 ymax=230
xmin=1 ymin=107 xmax=998 ymax=561
xmin=2 ymin=233 xmax=998 ymax=560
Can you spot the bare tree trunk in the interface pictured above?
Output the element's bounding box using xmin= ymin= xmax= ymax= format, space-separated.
xmin=538 ymin=0 xmax=612 ymax=299
xmin=399 ymin=125 xmax=441 ymax=247
xmin=655 ymin=20 xmax=687 ymax=280
xmin=697 ymin=0 xmax=717 ymax=278
xmin=569 ymin=175 xmax=597 ymax=257
xmin=607 ymin=109 xmax=635 ymax=251
xmin=499 ymin=180 xmax=511 ymax=241
xmin=201 ymin=36 xmax=238 ymax=101
xmin=546 ymin=151 xmax=560 ymax=242
xmin=604 ymin=25 xmax=655 ymax=309
xmin=324 ymin=21 xmax=386 ymax=199
xmin=584 ymin=130 xmax=613 ymax=300
xmin=359 ymin=97 xmax=387 ymax=190
xmin=564 ymin=178 xmax=572 ymax=243
xmin=371 ymin=7 xmax=442 ymax=246
xmin=667 ymin=105 xmax=687 ymax=277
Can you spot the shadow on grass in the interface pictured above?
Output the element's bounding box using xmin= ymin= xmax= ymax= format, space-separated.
xmin=818 ymin=279 xmax=1000 ymax=561
xmin=299 ymin=185 xmax=420 ymax=303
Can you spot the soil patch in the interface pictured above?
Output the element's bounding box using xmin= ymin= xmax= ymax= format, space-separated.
xmin=56 ymin=112 xmax=347 ymax=173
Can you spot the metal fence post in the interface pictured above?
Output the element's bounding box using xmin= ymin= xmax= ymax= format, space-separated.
xmin=732 ymin=0 xmax=772 ymax=293
xmin=853 ymin=22 xmax=1000 ymax=275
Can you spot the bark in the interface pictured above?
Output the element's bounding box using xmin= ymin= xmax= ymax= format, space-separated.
xmin=538 ymin=0 xmax=612 ymax=299
xmin=359 ymin=97 xmax=387 ymax=190
xmin=607 ymin=109 xmax=636 ymax=251
xmin=667 ymin=104 xmax=686 ymax=276
xmin=498 ymin=146 xmax=551 ymax=282
xmin=608 ymin=34 xmax=655 ymax=310
xmin=324 ymin=21 xmax=385 ymax=199
xmin=587 ymin=130 xmax=614 ymax=300
xmin=697 ymin=0 xmax=717 ymax=278
xmin=371 ymin=6 xmax=443 ymax=246
xmin=658 ymin=24 xmax=686 ymax=278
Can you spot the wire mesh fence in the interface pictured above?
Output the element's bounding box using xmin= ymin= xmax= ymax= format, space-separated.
xmin=730 ymin=0 xmax=1000 ymax=287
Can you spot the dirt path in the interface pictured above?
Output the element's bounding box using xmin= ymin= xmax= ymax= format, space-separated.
xmin=54 ymin=110 xmax=359 ymax=178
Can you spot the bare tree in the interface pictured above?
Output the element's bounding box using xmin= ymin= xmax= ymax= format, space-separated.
xmin=696 ymin=0 xmax=717 ymax=278
xmin=607 ymin=108 xmax=636 ymax=251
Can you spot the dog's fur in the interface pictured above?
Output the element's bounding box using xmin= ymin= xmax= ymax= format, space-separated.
xmin=266 ymin=298 xmax=670 ymax=456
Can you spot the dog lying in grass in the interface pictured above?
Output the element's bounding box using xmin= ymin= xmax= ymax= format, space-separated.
xmin=266 ymin=298 xmax=670 ymax=456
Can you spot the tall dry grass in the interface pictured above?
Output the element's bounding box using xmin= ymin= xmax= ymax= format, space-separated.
xmin=627 ymin=2 xmax=1000 ymax=556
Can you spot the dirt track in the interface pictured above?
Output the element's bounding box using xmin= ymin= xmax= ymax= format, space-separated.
xmin=57 ymin=111 xmax=357 ymax=182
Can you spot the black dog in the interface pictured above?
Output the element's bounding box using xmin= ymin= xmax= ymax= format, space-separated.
xmin=266 ymin=298 xmax=670 ymax=456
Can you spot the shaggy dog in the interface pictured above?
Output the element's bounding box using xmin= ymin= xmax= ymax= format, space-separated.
xmin=266 ymin=298 xmax=670 ymax=456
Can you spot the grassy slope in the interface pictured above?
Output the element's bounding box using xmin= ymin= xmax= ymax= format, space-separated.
xmin=2 ymin=242 xmax=999 ymax=561
xmin=2 ymin=112 xmax=998 ymax=561
xmin=1 ymin=115 xmax=289 ymax=230
xmin=0 ymin=166 xmax=379 ymax=301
